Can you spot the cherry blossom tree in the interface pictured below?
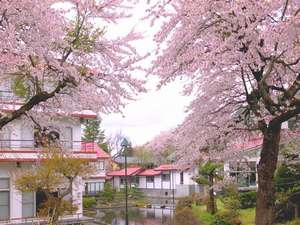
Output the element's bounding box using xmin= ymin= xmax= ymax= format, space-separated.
xmin=149 ymin=1 xmax=300 ymax=224
xmin=0 ymin=0 xmax=145 ymax=128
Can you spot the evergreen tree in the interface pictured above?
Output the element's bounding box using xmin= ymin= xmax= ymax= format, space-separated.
xmin=193 ymin=161 xmax=223 ymax=214
xmin=83 ymin=119 xmax=109 ymax=152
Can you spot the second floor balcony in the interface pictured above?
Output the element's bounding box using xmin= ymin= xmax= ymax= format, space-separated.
xmin=0 ymin=139 xmax=100 ymax=153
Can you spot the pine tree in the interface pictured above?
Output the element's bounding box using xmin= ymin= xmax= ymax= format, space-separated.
xmin=83 ymin=119 xmax=109 ymax=152
xmin=193 ymin=161 xmax=223 ymax=214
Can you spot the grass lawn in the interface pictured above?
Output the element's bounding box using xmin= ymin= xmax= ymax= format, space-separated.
xmin=192 ymin=200 xmax=255 ymax=225
xmin=239 ymin=207 xmax=255 ymax=225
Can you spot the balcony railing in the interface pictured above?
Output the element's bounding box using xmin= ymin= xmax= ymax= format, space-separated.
xmin=0 ymin=139 xmax=99 ymax=152
xmin=0 ymin=90 xmax=23 ymax=102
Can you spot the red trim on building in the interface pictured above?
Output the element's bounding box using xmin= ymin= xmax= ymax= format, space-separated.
xmin=107 ymin=167 xmax=143 ymax=177
xmin=81 ymin=142 xmax=111 ymax=158
xmin=138 ymin=169 xmax=162 ymax=176
xmin=154 ymin=164 xmax=177 ymax=171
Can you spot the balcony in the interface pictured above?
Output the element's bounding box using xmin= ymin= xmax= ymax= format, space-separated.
xmin=0 ymin=90 xmax=23 ymax=103
xmin=0 ymin=139 xmax=99 ymax=152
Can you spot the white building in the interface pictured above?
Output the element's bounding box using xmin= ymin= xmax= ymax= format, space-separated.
xmin=222 ymin=137 xmax=261 ymax=191
xmin=223 ymin=127 xmax=300 ymax=191
xmin=0 ymin=107 xmax=105 ymax=223
xmin=107 ymin=164 xmax=203 ymax=198
xmin=83 ymin=143 xmax=111 ymax=196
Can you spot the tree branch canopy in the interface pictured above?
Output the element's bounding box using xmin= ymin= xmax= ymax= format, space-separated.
xmin=0 ymin=0 xmax=145 ymax=127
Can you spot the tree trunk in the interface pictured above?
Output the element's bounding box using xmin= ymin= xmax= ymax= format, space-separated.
xmin=255 ymin=124 xmax=281 ymax=225
xmin=207 ymin=175 xmax=216 ymax=214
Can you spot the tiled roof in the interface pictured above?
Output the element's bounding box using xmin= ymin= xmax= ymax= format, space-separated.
xmin=154 ymin=164 xmax=177 ymax=171
xmin=81 ymin=142 xmax=110 ymax=159
xmin=107 ymin=167 xmax=142 ymax=177
xmin=138 ymin=169 xmax=162 ymax=176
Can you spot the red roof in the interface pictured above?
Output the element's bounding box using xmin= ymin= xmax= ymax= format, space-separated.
xmin=154 ymin=164 xmax=177 ymax=171
xmin=81 ymin=142 xmax=110 ymax=159
xmin=138 ymin=169 xmax=162 ymax=176
xmin=107 ymin=167 xmax=142 ymax=177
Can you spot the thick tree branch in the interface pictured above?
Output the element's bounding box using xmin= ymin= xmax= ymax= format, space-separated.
xmin=0 ymin=77 xmax=75 ymax=129
xmin=271 ymin=106 xmax=300 ymax=126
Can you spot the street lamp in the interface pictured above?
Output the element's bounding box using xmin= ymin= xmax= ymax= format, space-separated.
xmin=121 ymin=137 xmax=130 ymax=225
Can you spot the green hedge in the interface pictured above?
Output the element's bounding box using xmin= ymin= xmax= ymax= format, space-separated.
xmin=239 ymin=191 xmax=256 ymax=209
xmin=83 ymin=196 xmax=97 ymax=208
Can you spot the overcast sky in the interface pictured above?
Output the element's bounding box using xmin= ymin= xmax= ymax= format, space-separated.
xmin=100 ymin=2 xmax=192 ymax=146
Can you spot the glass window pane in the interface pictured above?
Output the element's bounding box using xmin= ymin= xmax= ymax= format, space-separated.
xmin=91 ymin=183 xmax=95 ymax=192
xmin=162 ymin=174 xmax=170 ymax=181
xmin=23 ymin=204 xmax=34 ymax=217
xmin=0 ymin=179 xmax=9 ymax=189
xmin=250 ymin=172 xmax=256 ymax=186
xmin=0 ymin=192 xmax=9 ymax=205
xmin=100 ymin=182 xmax=104 ymax=191
xmin=0 ymin=192 xmax=9 ymax=220
xmin=22 ymin=192 xmax=34 ymax=203
xmin=99 ymin=161 xmax=104 ymax=170
xmin=62 ymin=127 xmax=73 ymax=149
xmin=250 ymin=162 xmax=256 ymax=171
xmin=0 ymin=206 xmax=9 ymax=220
xmin=22 ymin=192 xmax=34 ymax=217
xmin=95 ymin=183 xmax=100 ymax=192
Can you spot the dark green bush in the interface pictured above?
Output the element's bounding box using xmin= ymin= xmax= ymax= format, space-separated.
xmin=83 ymin=196 xmax=97 ymax=208
xmin=98 ymin=182 xmax=116 ymax=204
xmin=239 ymin=191 xmax=256 ymax=209
xmin=211 ymin=218 xmax=232 ymax=225
xmin=217 ymin=184 xmax=241 ymax=225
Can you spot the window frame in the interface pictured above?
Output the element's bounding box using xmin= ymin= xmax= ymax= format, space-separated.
xmin=229 ymin=161 xmax=257 ymax=187
xmin=146 ymin=176 xmax=154 ymax=183
xmin=0 ymin=178 xmax=10 ymax=220
xmin=162 ymin=173 xmax=171 ymax=182
xmin=22 ymin=192 xmax=35 ymax=218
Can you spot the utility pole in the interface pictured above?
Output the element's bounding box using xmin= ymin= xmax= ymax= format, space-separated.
xmin=121 ymin=138 xmax=130 ymax=225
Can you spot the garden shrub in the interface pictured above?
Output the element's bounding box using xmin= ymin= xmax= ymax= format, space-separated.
xmin=83 ymin=196 xmax=97 ymax=208
xmin=176 ymin=196 xmax=194 ymax=210
xmin=211 ymin=218 xmax=233 ymax=225
xmin=98 ymin=182 xmax=116 ymax=204
xmin=239 ymin=191 xmax=256 ymax=209
xmin=191 ymin=192 xmax=204 ymax=206
xmin=173 ymin=207 xmax=201 ymax=225
xmin=217 ymin=184 xmax=241 ymax=225
xmin=286 ymin=219 xmax=300 ymax=225
xmin=128 ymin=186 xmax=144 ymax=200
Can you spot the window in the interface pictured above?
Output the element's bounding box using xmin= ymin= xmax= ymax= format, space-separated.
xmin=21 ymin=126 xmax=34 ymax=148
xmin=134 ymin=176 xmax=139 ymax=185
xmin=62 ymin=127 xmax=73 ymax=149
xmin=162 ymin=173 xmax=170 ymax=182
xmin=86 ymin=182 xmax=104 ymax=194
xmin=99 ymin=161 xmax=104 ymax=170
xmin=180 ymin=172 xmax=184 ymax=184
xmin=0 ymin=178 xmax=9 ymax=220
xmin=146 ymin=176 xmax=154 ymax=183
xmin=229 ymin=161 xmax=257 ymax=187
xmin=120 ymin=178 xmax=125 ymax=185
xmin=0 ymin=129 xmax=10 ymax=149
xmin=22 ymin=192 xmax=35 ymax=217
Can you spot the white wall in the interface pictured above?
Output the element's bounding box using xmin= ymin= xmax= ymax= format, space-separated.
xmin=2 ymin=117 xmax=82 ymax=150
xmin=138 ymin=176 xmax=146 ymax=188
xmin=0 ymin=162 xmax=35 ymax=220
xmin=112 ymin=177 xmax=120 ymax=189
xmin=0 ymin=162 xmax=84 ymax=221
